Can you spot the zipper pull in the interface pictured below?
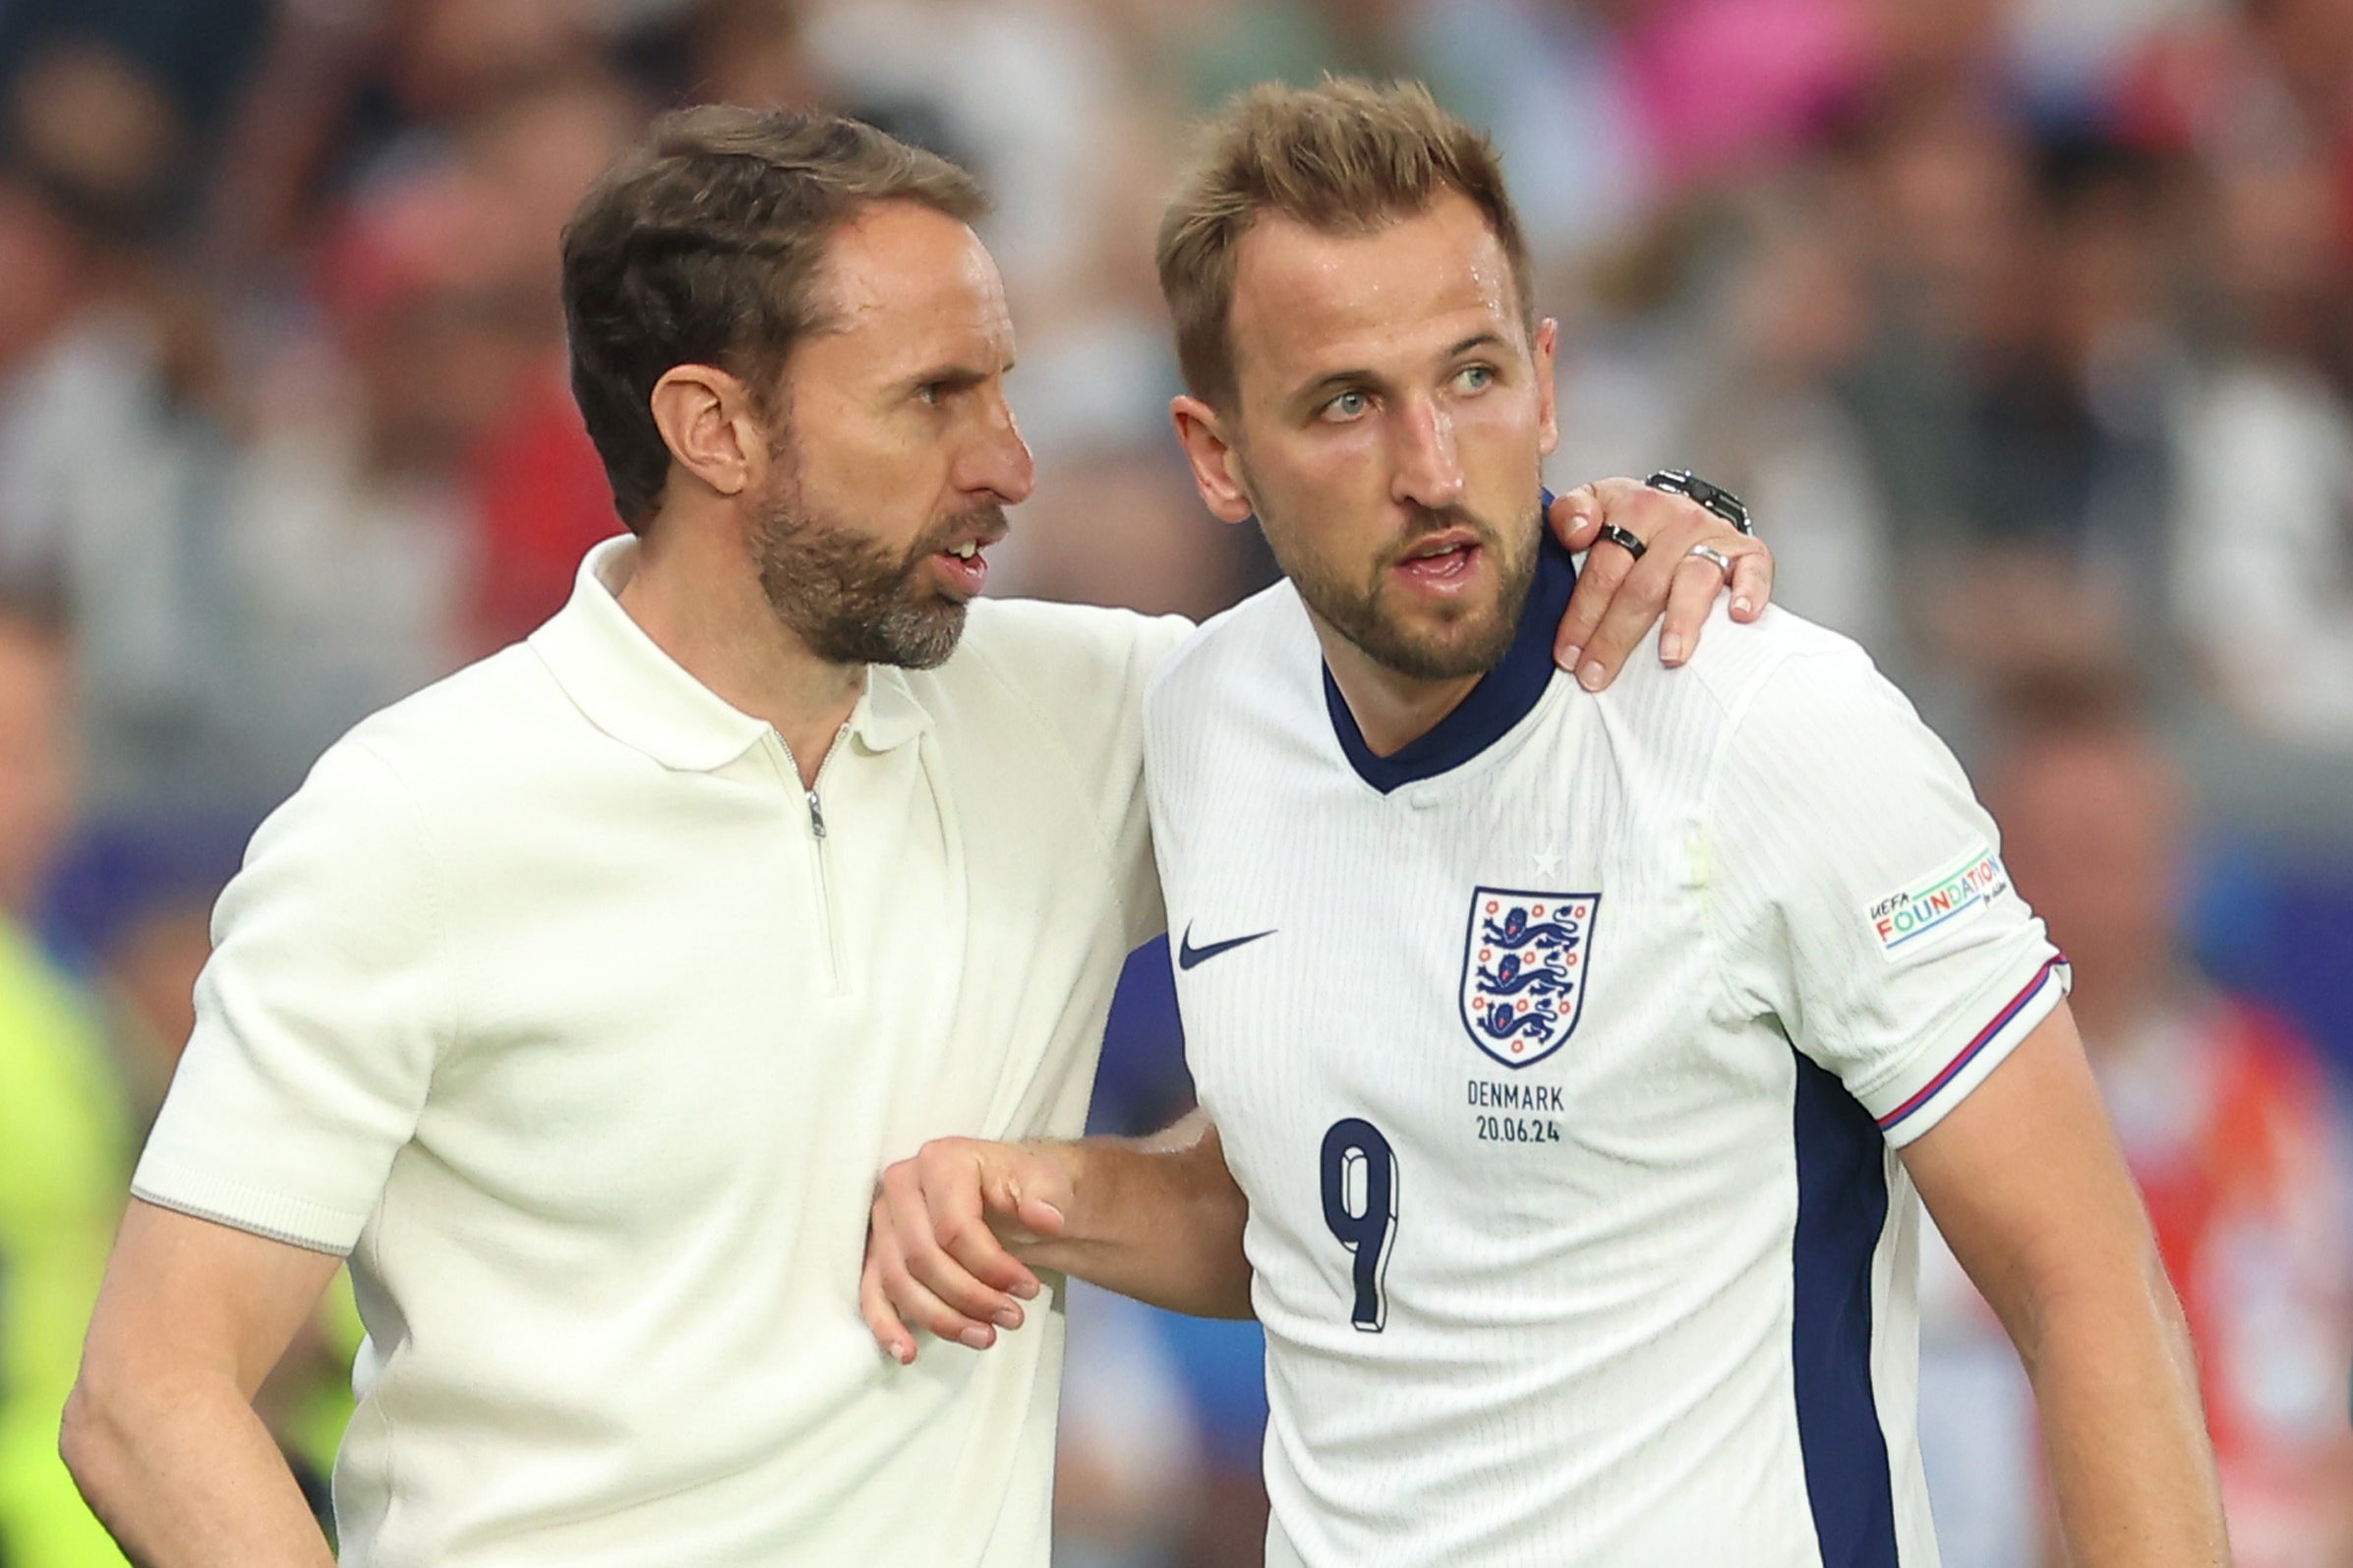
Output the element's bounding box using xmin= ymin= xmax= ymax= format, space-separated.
xmin=806 ymin=790 xmax=827 ymax=839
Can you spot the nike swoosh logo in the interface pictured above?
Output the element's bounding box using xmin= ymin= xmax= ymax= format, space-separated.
xmin=1177 ymin=923 xmax=1277 ymax=970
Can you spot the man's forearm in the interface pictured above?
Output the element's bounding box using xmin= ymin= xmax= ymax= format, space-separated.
xmin=62 ymin=1367 xmax=337 ymax=1568
xmin=2011 ymin=1260 xmax=2230 ymax=1566
xmin=1907 ymin=1014 xmax=2231 ymax=1566
xmin=1018 ymin=1113 xmax=1253 ymax=1318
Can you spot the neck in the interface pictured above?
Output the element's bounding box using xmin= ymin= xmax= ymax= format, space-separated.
xmin=617 ymin=507 xmax=863 ymax=788
xmin=1312 ymin=610 xmax=1488 ymax=758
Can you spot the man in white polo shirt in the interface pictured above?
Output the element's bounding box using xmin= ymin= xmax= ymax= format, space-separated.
xmin=57 ymin=106 xmax=1766 ymax=1568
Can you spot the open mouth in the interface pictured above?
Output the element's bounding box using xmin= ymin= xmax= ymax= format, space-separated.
xmin=1392 ymin=533 xmax=1484 ymax=591
xmin=931 ymin=532 xmax=1003 ymax=596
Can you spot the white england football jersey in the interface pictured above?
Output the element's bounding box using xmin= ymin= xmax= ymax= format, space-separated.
xmin=1143 ymin=530 xmax=2068 ymax=1568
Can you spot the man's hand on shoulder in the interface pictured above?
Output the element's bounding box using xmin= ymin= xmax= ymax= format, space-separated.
xmin=862 ymin=1137 xmax=1076 ymax=1365
xmin=1546 ymin=477 xmax=1775 ymax=690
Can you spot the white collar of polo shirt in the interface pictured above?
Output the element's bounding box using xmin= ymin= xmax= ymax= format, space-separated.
xmin=529 ymin=535 xmax=935 ymax=773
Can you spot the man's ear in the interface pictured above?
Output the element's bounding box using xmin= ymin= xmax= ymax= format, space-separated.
xmin=1533 ymin=318 xmax=1560 ymax=459
xmin=1171 ymin=395 xmax=1255 ymax=524
xmin=649 ymin=364 xmax=765 ymax=502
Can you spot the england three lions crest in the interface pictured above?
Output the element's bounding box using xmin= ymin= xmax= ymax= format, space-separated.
xmin=1459 ymin=888 xmax=1598 ymax=1070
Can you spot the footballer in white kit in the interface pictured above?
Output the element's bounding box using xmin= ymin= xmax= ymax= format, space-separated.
xmin=1147 ymin=522 xmax=2065 ymax=1566
xmin=860 ymin=77 xmax=2228 ymax=1568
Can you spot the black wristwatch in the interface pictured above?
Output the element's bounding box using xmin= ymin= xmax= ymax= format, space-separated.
xmin=1643 ymin=469 xmax=1755 ymax=537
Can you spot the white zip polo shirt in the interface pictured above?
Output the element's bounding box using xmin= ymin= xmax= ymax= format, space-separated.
xmin=132 ymin=536 xmax=1191 ymax=1568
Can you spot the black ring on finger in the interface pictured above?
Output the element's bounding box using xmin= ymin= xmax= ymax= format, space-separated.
xmin=1594 ymin=521 xmax=1648 ymax=560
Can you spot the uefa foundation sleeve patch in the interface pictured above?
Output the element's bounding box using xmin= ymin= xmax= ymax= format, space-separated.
xmin=1864 ymin=845 xmax=2013 ymax=962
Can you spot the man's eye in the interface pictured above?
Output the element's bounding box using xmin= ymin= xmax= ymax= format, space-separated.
xmin=1455 ymin=365 xmax=1497 ymax=393
xmin=1324 ymin=389 xmax=1371 ymax=422
xmin=917 ymin=382 xmax=946 ymax=406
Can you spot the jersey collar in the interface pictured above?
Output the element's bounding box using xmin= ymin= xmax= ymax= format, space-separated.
xmin=531 ymin=536 xmax=935 ymax=773
xmin=1322 ymin=495 xmax=1573 ymax=795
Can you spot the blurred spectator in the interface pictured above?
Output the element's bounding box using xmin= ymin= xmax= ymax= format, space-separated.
xmin=0 ymin=0 xmax=269 ymax=175
xmin=1920 ymin=664 xmax=2353 ymax=1568
xmin=1563 ymin=164 xmax=1903 ymax=661
xmin=2171 ymin=328 xmax=2353 ymax=751
xmin=666 ymin=0 xmax=833 ymax=110
xmin=801 ymin=0 xmax=1125 ymax=318
xmin=229 ymin=154 xmax=507 ymax=729
xmin=2008 ymin=0 xmax=2207 ymax=118
xmin=2168 ymin=144 xmax=2353 ymax=750
xmin=1054 ymin=1281 xmax=1205 ymax=1568
xmin=1617 ymin=0 xmax=1875 ymax=195
xmin=0 ymin=596 xmax=130 ymax=1567
xmin=5 ymin=37 xmax=195 ymax=235
xmin=41 ymin=815 xmax=250 ymax=1130
xmin=1158 ymin=1312 xmax=1273 ymax=1568
xmin=1838 ymin=102 xmax=2185 ymax=687
xmin=0 ymin=42 xmax=255 ymax=817
xmin=203 ymin=0 xmax=607 ymax=264
xmin=1096 ymin=0 xmax=1409 ymax=119
xmin=1403 ymin=0 xmax=1657 ymax=272
xmin=0 ymin=30 xmax=606 ymax=816
xmin=437 ymin=66 xmax=646 ymax=650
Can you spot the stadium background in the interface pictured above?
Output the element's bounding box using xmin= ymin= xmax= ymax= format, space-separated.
xmin=0 ymin=0 xmax=2349 ymax=1563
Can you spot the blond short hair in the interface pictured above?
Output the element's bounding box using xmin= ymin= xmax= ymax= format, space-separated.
xmin=1155 ymin=77 xmax=1535 ymax=413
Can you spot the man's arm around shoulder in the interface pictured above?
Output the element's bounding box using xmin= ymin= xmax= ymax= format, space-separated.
xmin=861 ymin=1109 xmax=1250 ymax=1363
xmin=63 ymin=1199 xmax=343 ymax=1567
xmin=1902 ymin=1004 xmax=2231 ymax=1567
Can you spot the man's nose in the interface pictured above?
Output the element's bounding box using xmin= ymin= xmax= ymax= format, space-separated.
xmin=961 ymin=391 xmax=1036 ymax=506
xmin=1390 ymin=397 xmax=1464 ymax=511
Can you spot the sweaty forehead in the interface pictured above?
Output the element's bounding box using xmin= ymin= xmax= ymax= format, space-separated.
xmin=1227 ymin=193 xmax=1521 ymax=395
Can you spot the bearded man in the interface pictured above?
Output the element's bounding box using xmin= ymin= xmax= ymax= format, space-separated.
xmin=860 ymin=80 xmax=2227 ymax=1568
xmin=57 ymin=106 xmax=1764 ymax=1568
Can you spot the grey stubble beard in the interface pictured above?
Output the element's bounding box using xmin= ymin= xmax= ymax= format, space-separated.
xmin=749 ymin=463 xmax=1000 ymax=672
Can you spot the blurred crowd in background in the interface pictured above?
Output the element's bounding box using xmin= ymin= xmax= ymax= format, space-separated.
xmin=0 ymin=0 xmax=2350 ymax=1564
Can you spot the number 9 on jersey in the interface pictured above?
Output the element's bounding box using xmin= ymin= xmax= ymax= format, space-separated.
xmin=1320 ymin=1118 xmax=1397 ymax=1332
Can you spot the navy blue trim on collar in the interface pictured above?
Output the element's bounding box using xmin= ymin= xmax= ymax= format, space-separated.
xmin=1323 ymin=493 xmax=1573 ymax=794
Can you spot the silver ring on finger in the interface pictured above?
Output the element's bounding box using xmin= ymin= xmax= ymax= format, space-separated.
xmin=1687 ymin=542 xmax=1735 ymax=576
xmin=1594 ymin=521 xmax=1647 ymax=560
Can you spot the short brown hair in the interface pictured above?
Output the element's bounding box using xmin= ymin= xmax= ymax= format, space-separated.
xmin=561 ymin=104 xmax=987 ymax=531
xmin=1155 ymin=78 xmax=1534 ymax=413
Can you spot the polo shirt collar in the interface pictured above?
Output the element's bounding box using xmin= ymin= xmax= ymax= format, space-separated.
xmin=529 ymin=536 xmax=935 ymax=772
xmin=853 ymin=665 xmax=932 ymax=753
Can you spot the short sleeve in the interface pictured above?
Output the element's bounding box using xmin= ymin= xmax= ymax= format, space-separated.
xmin=131 ymin=739 xmax=449 ymax=1252
xmin=1707 ymin=647 xmax=2068 ymax=1146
